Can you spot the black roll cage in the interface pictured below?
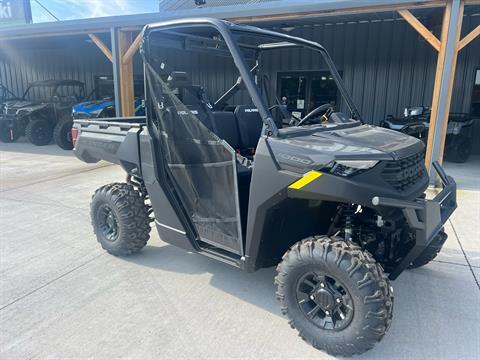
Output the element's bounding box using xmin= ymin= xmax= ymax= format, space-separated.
xmin=142 ymin=18 xmax=362 ymax=138
xmin=22 ymin=80 xmax=85 ymax=102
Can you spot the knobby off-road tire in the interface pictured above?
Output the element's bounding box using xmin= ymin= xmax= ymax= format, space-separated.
xmin=91 ymin=183 xmax=151 ymax=256
xmin=0 ymin=122 xmax=19 ymax=143
xmin=446 ymin=135 xmax=472 ymax=163
xmin=409 ymin=230 xmax=448 ymax=269
xmin=26 ymin=117 xmax=53 ymax=145
xmin=53 ymin=117 xmax=74 ymax=150
xmin=275 ymin=236 xmax=393 ymax=357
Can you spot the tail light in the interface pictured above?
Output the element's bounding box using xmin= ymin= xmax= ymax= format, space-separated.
xmin=71 ymin=127 xmax=79 ymax=146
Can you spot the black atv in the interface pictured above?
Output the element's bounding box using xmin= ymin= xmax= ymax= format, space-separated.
xmin=72 ymin=19 xmax=457 ymax=356
xmin=381 ymin=106 xmax=477 ymax=163
xmin=0 ymin=80 xmax=85 ymax=148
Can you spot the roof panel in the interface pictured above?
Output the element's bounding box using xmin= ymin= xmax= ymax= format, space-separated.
xmin=0 ymin=1 xmax=446 ymax=40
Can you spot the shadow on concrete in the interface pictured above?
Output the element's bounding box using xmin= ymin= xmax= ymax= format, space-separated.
xmin=126 ymin=243 xmax=480 ymax=359
xmin=444 ymin=155 xmax=480 ymax=191
xmin=0 ymin=139 xmax=73 ymax=157
xmin=127 ymin=244 xmax=279 ymax=315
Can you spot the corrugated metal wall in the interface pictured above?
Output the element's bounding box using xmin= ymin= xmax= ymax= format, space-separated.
xmin=1 ymin=15 xmax=479 ymax=136
xmin=0 ymin=36 xmax=113 ymax=98
xmin=263 ymin=15 xmax=480 ymax=123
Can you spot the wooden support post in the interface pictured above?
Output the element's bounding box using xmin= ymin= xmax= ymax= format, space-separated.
xmin=436 ymin=1 xmax=464 ymax=167
xmin=88 ymin=34 xmax=112 ymax=62
xmin=424 ymin=0 xmax=464 ymax=177
xmin=424 ymin=3 xmax=452 ymax=171
xmin=117 ymin=31 xmax=135 ymax=117
xmin=398 ymin=10 xmax=441 ymax=51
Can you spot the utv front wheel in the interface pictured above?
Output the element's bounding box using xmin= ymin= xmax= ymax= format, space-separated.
xmin=53 ymin=117 xmax=74 ymax=150
xmin=26 ymin=118 xmax=53 ymax=145
xmin=0 ymin=123 xmax=19 ymax=143
xmin=275 ymin=236 xmax=393 ymax=357
xmin=91 ymin=183 xmax=151 ymax=256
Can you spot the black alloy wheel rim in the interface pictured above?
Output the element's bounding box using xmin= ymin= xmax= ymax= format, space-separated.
xmin=98 ymin=204 xmax=119 ymax=242
xmin=296 ymin=271 xmax=354 ymax=331
xmin=34 ymin=122 xmax=49 ymax=142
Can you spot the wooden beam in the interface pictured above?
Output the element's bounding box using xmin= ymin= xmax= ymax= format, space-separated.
xmin=424 ymin=2 xmax=452 ymax=169
xmin=437 ymin=1 xmax=465 ymax=166
xmin=457 ymin=25 xmax=480 ymax=51
xmin=398 ymin=9 xmax=441 ymax=51
xmin=122 ymin=31 xmax=143 ymax=65
xmin=88 ymin=33 xmax=112 ymax=62
xmin=117 ymin=31 xmax=135 ymax=117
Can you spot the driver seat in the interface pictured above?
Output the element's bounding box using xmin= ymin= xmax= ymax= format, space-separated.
xmin=234 ymin=105 xmax=263 ymax=151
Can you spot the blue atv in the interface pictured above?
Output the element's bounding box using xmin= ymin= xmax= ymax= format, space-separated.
xmin=72 ymin=98 xmax=145 ymax=119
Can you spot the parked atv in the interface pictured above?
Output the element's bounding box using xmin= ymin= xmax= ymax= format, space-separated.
xmin=381 ymin=106 xmax=476 ymax=163
xmin=72 ymin=98 xmax=145 ymax=119
xmin=73 ymin=19 xmax=457 ymax=356
xmin=0 ymin=80 xmax=85 ymax=147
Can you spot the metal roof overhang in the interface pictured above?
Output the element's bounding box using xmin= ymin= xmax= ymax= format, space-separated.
xmin=0 ymin=0 xmax=451 ymax=41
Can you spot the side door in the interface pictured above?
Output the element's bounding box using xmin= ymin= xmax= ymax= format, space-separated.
xmin=145 ymin=64 xmax=244 ymax=256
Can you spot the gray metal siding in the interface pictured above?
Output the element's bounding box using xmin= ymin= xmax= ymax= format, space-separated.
xmin=1 ymin=15 xmax=478 ymax=128
xmin=262 ymin=17 xmax=478 ymax=123
xmin=0 ymin=40 xmax=113 ymax=98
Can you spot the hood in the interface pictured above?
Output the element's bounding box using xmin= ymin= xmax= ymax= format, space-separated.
xmin=2 ymin=100 xmax=48 ymax=114
xmin=312 ymin=125 xmax=423 ymax=159
xmin=270 ymin=123 xmax=424 ymax=171
xmin=4 ymin=99 xmax=36 ymax=108
xmin=73 ymin=99 xmax=113 ymax=113
xmin=383 ymin=116 xmax=428 ymax=126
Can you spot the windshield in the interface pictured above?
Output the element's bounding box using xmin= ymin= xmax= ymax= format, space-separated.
xmin=145 ymin=21 xmax=361 ymax=134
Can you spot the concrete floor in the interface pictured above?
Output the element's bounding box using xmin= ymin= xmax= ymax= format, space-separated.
xmin=0 ymin=141 xmax=479 ymax=360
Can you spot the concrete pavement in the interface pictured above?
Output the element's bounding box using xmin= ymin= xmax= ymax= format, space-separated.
xmin=1 ymin=141 xmax=479 ymax=360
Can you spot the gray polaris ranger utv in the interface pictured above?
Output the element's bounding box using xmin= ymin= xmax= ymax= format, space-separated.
xmin=73 ymin=19 xmax=456 ymax=356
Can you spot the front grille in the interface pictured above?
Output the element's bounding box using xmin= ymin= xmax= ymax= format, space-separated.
xmin=382 ymin=152 xmax=426 ymax=191
xmin=73 ymin=112 xmax=90 ymax=119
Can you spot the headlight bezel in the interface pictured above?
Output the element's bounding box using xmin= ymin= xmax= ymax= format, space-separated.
xmin=324 ymin=160 xmax=379 ymax=177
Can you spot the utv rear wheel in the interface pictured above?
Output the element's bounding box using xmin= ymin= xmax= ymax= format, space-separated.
xmin=447 ymin=135 xmax=472 ymax=163
xmin=91 ymin=183 xmax=151 ymax=256
xmin=0 ymin=123 xmax=19 ymax=143
xmin=26 ymin=118 xmax=53 ymax=145
xmin=53 ymin=117 xmax=74 ymax=150
xmin=275 ymin=236 xmax=393 ymax=357
xmin=409 ymin=230 xmax=447 ymax=269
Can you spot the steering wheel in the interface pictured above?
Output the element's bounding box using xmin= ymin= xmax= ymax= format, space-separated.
xmin=293 ymin=103 xmax=334 ymax=126
xmin=269 ymin=104 xmax=302 ymax=125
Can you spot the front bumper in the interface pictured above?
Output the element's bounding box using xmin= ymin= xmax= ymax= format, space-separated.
xmin=0 ymin=114 xmax=26 ymax=125
xmin=372 ymin=161 xmax=457 ymax=279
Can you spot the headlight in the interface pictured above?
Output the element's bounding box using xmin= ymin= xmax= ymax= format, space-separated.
xmin=89 ymin=108 xmax=103 ymax=117
xmin=325 ymin=160 xmax=378 ymax=177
